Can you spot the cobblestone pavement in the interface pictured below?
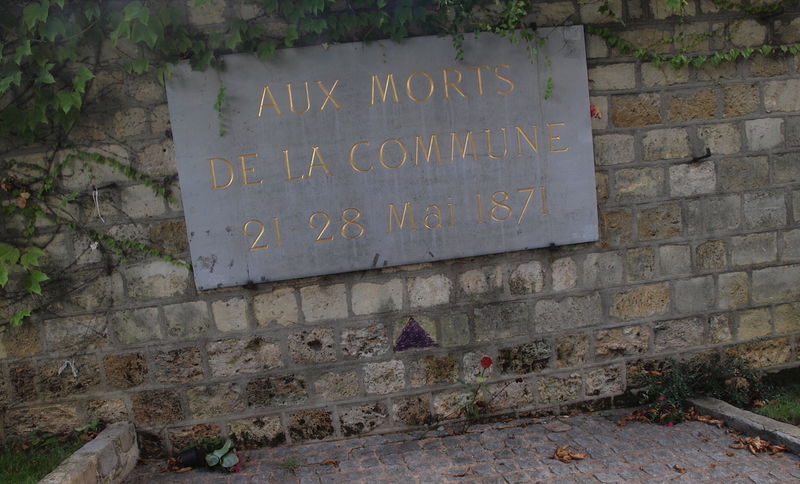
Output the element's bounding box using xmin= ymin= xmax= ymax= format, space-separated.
xmin=127 ymin=411 xmax=800 ymax=483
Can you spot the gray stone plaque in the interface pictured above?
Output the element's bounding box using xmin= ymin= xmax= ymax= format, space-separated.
xmin=166 ymin=27 xmax=598 ymax=290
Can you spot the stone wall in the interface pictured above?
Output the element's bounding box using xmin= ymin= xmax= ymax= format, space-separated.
xmin=1 ymin=0 xmax=799 ymax=454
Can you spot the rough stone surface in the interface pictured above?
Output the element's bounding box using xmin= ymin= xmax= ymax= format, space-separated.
xmin=669 ymin=161 xmax=716 ymax=197
xmin=104 ymin=353 xmax=147 ymax=389
xmin=187 ymin=383 xmax=245 ymax=419
xmin=534 ymin=294 xmax=603 ymax=332
xmin=556 ymin=333 xmax=589 ymax=368
xmin=731 ymin=232 xmax=776 ymax=266
xmin=364 ymin=360 xmax=405 ymax=394
xmin=211 ymin=297 xmax=248 ymax=332
xmin=341 ymin=324 xmax=389 ymax=359
xmin=614 ymin=168 xmax=664 ymax=201
xmin=718 ymin=272 xmax=749 ymax=309
xmin=207 ymin=337 xmax=282 ymax=376
xmin=738 ymin=308 xmax=772 ymax=341
xmin=718 ymin=156 xmax=769 ymax=191
xmin=499 ymin=340 xmax=551 ymax=373
xmin=168 ymin=424 xmax=220 ymax=453
xmin=610 ymin=283 xmax=670 ymax=320
xmin=745 ymin=118 xmax=784 ymax=150
xmin=288 ymin=409 xmax=334 ymax=442
xmin=300 ymin=285 xmax=347 ymax=322
xmin=752 ymin=265 xmax=800 ymax=303
xmin=339 ymin=403 xmax=388 ymax=436
xmin=392 ymin=394 xmax=433 ymax=426
xmin=725 ymin=338 xmax=792 ymax=368
xmin=775 ymin=303 xmax=800 ymax=334
xmin=352 ymin=280 xmax=402 ymax=314
xmin=638 ymin=204 xmax=682 ymax=240
xmin=585 ymin=366 xmax=623 ymax=396
xmin=409 ymin=354 xmax=458 ymax=387
xmin=163 ymin=302 xmax=210 ymax=339
xmin=654 ymin=318 xmax=705 ymax=351
xmin=229 ymin=417 xmax=285 ymax=449
xmin=667 ymin=90 xmax=716 ymax=122
xmin=611 ymin=94 xmax=661 ymax=127
xmin=674 ymin=276 xmax=714 ymax=314
xmin=253 ymin=288 xmax=298 ymax=327
xmin=408 ymin=275 xmax=452 ymax=308
xmin=509 ymin=261 xmax=545 ymax=294
xmin=595 ymin=326 xmax=649 ymax=359
xmin=744 ymin=192 xmax=786 ymax=228
xmin=696 ymin=240 xmax=726 ymax=270
xmin=593 ymin=134 xmax=635 ymax=165
xmin=152 ymin=347 xmax=203 ymax=383
xmin=643 ymin=129 xmax=690 ymax=161
xmin=314 ymin=371 xmax=360 ymax=401
xmin=474 ymin=302 xmax=529 ymax=340
xmin=537 ymin=375 xmax=581 ymax=404
xmin=131 ymin=391 xmax=182 ymax=425
xmin=288 ymin=328 xmax=336 ymax=363
xmin=246 ymin=375 xmax=308 ymax=408
xmin=111 ymin=308 xmax=161 ymax=345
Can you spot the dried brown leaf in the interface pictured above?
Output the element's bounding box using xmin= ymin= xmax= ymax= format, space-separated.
xmin=673 ymin=465 xmax=686 ymax=474
xmin=176 ymin=467 xmax=192 ymax=473
xmin=454 ymin=466 xmax=473 ymax=477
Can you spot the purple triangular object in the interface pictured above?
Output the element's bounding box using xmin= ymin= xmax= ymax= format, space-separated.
xmin=393 ymin=317 xmax=439 ymax=352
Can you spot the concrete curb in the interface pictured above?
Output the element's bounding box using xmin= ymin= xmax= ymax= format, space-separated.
xmin=38 ymin=422 xmax=139 ymax=484
xmin=689 ymin=397 xmax=800 ymax=455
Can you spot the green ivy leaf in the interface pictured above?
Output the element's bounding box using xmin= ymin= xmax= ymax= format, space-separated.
xmin=84 ymin=2 xmax=101 ymax=20
xmin=23 ymin=1 xmax=50 ymax=31
xmin=284 ymin=24 xmax=299 ymax=47
xmin=43 ymin=15 xmax=67 ymax=41
xmin=0 ymin=265 xmax=8 ymax=287
xmin=14 ymin=40 xmax=32 ymax=65
xmin=20 ymin=247 xmax=45 ymax=269
xmin=131 ymin=21 xmax=159 ymax=48
xmin=0 ymin=244 xmax=20 ymax=265
xmin=38 ymin=63 xmax=56 ymax=84
xmin=256 ymin=40 xmax=276 ymax=60
xmin=73 ymin=66 xmax=95 ymax=94
xmin=10 ymin=308 xmax=33 ymax=327
xmin=56 ymin=90 xmax=82 ymax=113
xmin=125 ymin=58 xmax=150 ymax=74
xmin=24 ymin=269 xmax=49 ymax=295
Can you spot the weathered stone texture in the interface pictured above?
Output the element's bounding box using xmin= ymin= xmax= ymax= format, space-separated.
xmin=364 ymin=360 xmax=405 ymax=394
xmin=207 ymin=337 xmax=282 ymax=376
xmin=211 ymin=297 xmax=248 ymax=332
xmin=131 ymin=391 xmax=183 ymax=425
xmin=509 ymin=261 xmax=545 ymax=294
xmin=638 ymin=204 xmax=682 ymax=240
xmin=408 ymin=275 xmax=452 ymax=308
xmin=409 ymin=354 xmax=458 ymax=386
xmin=229 ymin=417 xmax=285 ymax=449
xmin=752 ymin=265 xmax=800 ymax=303
xmin=352 ymin=280 xmax=402 ymax=314
xmin=499 ymin=340 xmax=551 ymax=374
xmin=288 ymin=409 xmax=334 ymax=442
xmin=610 ymin=284 xmax=670 ymax=320
xmin=253 ymin=288 xmax=298 ymax=327
xmin=725 ymin=338 xmax=792 ymax=368
xmin=393 ymin=394 xmax=433 ymax=426
xmin=103 ymin=353 xmax=147 ymax=389
xmin=738 ymin=308 xmax=772 ymax=341
xmin=300 ymin=285 xmax=347 ymax=322
xmin=246 ymin=375 xmax=307 ymax=408
xmin=537 ymin=375 xmax=581 ymax=404
xmin=474 ymin=302 xmax=529 ymax=340
xmin=595 ymin=326 xmax=649 ymax=359
xmin=535 ymin=294 xmax=603 ymax=332
xmin=653 ymin=318 xmax=705 ymax=351
xmin=289 ymin=328 xmax=336 ymax=363
xmin=188 ymin=383 xmax=245 ymax=419
xmin=667 ymin=90 xmax=716 ymax=122
xmin=341 ymin=324 xmax=389 ymax=359
xmin=612 ymin=94 xmax=661 ymax=127
xmin=339 ymin=403 xmax=388 ymax=436
xmin=585 ymin=366 xmax=624 ymax=396
xmin=315 ymin=371 xmax=360 ymax=401
xmin=152 ymin=347 xmax=203 ymax=383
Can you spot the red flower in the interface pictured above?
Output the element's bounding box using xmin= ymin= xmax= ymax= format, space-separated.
xmin=658 ymin=395 xmax=666 ymax=401
xmin=665 ymin=422 xmax=674 ymax=427
xmin=590 ymin=104 xmax=602 ymax=119
xmin=480 ymin=356 xmax=493 ymax=368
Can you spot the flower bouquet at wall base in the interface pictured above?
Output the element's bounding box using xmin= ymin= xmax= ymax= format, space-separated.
xmin=176 ymin=437 xmax=241 ymax=473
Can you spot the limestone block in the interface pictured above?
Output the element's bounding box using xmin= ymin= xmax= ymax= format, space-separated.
xmin=509 ymin=261 xmax=545 ymax=294
xmin=498 ymin=340 xmax=551 ymax=373
xmin=352 ymin=279 xmax=402 ymax=314
xmin=556 ymin=333 xmax=588 ymax=368
xmin=717 ymin=156 xmax=769 ymax=191
xmin=552 ymin=257 xmax=577 ymax=291
xmin=709 ymin=314 xmax=733 ymax=343
xmin=669 ymin=161 xmax=715 ymax=197
xmin=643 ymin=128 xmax=690 ymax=161
xmin=131 ymin=390 xmax=183 ymax=425
xmin=725 ymin=338 xmax=792 ymax=368
xmin=103 ymin=352 xmax=147 ymax=389
xmin=207 ymin=337 xmax=282 ymax=376
xmin=212 ymin=297 xmax=248 ymax=332
xmin=168 ymin=424 xmax=221 ymax=453
xmin=474 ymin=302 xmax=529 ymax=341
xmin=674 ymin=276 xmax=714 ymax=314
xmin=744 ymin=192 xmax=786 ymax=229
xmin=364 ymin=360 xmax=405 ymax=394
xmin=111 ymin=307 xmax=161 ymax=345
xmin=595 ymin=325 xmax=649 ymax=359
xmin=340 ymin=323 xmax=389 ymax=359
xmin=723 ymin=84 xmax=759 ymax=117
xmin=534 ymin=294 xmax=602 ymax=332
xmin=704 ymin=195 xmax=742 ymax=232
xmin=614 ymin=167 xmax=664 ymax=201
xmin=229 ymin=416 xmax=285 ymax=449
xmin=288 ymin=409 xmax=334 ymax=442
xmin=392 ymin=394 xmax=433 ymax=426
xmin=439 ymin=312 xmax=470 ymax=346
xmin=737 ymin=308 xmax=772 ymax=341
xmin=152 ymin=347 xmax=204 ymax=383
xmin=300 ymin=284 xmax=347 ymax=321
xmin=752 ymin=264 xmax=800 ymax=303
xmin=583 ymin=252 xmax=623 ymax=287
xmin=745 ymin=118 xmax=784 ymax=150
xmin=610 ymin=283 xmax=670 ymax=320
xmin=627 ymin=247 xmax=656 ymax=282
xmin=187 ymin=0 xmax=226 ymax=26
xmin=775 ymin=303 xmax=800 ymax=334
xmin=288 ymin=328 xmax=336 ymax=363
xmin=246 ymin=375 xmax=307 ymax=408
xmin=638 ymin=204 xmax=682 ymax=241
xmin=588 ymin=63 xmax=636 ymax=90
xmin=718 ymin=272 xmax=749 ymax=310
xmin=458 ymin=266 xmax=503 ymax=296
xmin=537 ymin=374 xmax=581 ymax=404
xmin=783 ymin=229 xmax=800 ymax=261
xmin=585 ymin=366 xmax=623 ymax=396
xmin=339 ymin=402 xmax=388 ymax=436
xmin=731 ymin=232 xmax=777 ymax=266
xmin=658 ymin=245 xmax=691 ymax=276
xmin=593 ymin=134 xmax=635 ymax=165
xmin=314 ymin=371 xmax=360 ymax=401
xmin=254 ymin=288 xmax=298 ymax=327
xmin=163 ymin=301 xmax=211 ymax=339
xmin=696 ymin=240 xmax=726 ymax=270
xmin=653 ymin=318 xmax=705 ymax=351
xmin=408 ymin=274 xmax=452 ymax=308
xmin=612 ymin=94 xmax=661 ymax=127
xmin=123 ymin=260 xmax=190 ymax=300
xmin=697 ymin=123 xmax=741 ymax=155
xmin=667 ymin=89 xmax=716 ymax=122
xmin=773 ymin=152 xmax=800 ymax=184
xmin=765 ymin=80 xmax=800 ymax=113
xmin=642 ymin=64 xmax=688 ymax=87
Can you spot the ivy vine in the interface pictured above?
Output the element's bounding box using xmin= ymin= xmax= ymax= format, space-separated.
xmin=1 ymin=0 xmax=798 ymax=327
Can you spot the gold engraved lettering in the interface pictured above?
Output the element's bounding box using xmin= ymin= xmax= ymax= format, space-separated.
xmin=379 ymin=139 xmax=408 ymax=170
xmin=340 ymin=208 xmax=365 ymax=239
xmin=540 ymin=185 xmax=549 ymax=216
xmin=475 ymin=193 xmax=485 ymax=223
xmin=484 ymin=128 xmax=508 ymax=159
xmin=239 ymin=153 xmax=263 ymax=186
xmin=450 ymin=131 xmax=478 ymax=161
xmin=442 ymin=68 xmax=467 ymax=99
xmin=272 ymin=217 xmax=282 ymax=248
xmin=307 ymin=146 xmax=332 ymax=177
xmin=516 ymin=187 xmax=536 ymax=224
xmin=286 ymin=82 xmax=311 ymax=114
xmin=316 ymin=80 xmax=342 ymax=110
xmin=257 ymin=85 xmax=282 ymax=117
xmin=243 ymin=219 xmax=269 ymax=250
xmin=547 ymin=122 xmax=569 ymax=152
xmin=348 ymin=141 xmax=372 ymax=172
xmin=371 ymin=74 xmax=400 ymax=105
xmin=447 ymin=202 xmax=455 ymax=226
xmin=282 ymin=149 xmax=305 ymax=181
xmin=388 ymin=202 xmax=417 ymax=233
xmin=405 ymin=71 xmax=434 ymax=102
xmin=414 ymin=135 xmax=442 ymax=165
xmin=515 ymin=125 xmax=539 ymax=155
xmin=309 ymin=211 xmax=333 ymax=242
xmin=494 ymin=64 xmax=514 ymax=94
xmin=209 ymin=158 xmax=234 ymax=189
xmin=468 ymin=65 xmax=489 ymax=96
xmin=490 ymin=191 xmax=512 ymax=221
xmin=424 ymin=205 xmax=443 ymax=229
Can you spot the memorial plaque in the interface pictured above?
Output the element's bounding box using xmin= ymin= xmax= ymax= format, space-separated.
xmin=166 ymin=27 xmax=598 ymax=290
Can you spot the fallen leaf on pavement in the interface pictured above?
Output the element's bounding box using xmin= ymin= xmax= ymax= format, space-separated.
xmin=733 ymin=436 xmax=787 ymax=456
xmin=176 ymin=467 xmax=192 ymax=473
xmin=454 ymin=466 xmax=473 ymax=477
xmin=726 ymin=451 xmax=734 ymax=457
xmin=320 ymin=458 xmax=339 ymax=468
xmin=684 ymin=407 xmax=725 ymax=428
xmin=552 ymin=445 xmax=587 ymax=463
xmin=673 ymin=464 xmax=686 ymax=474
